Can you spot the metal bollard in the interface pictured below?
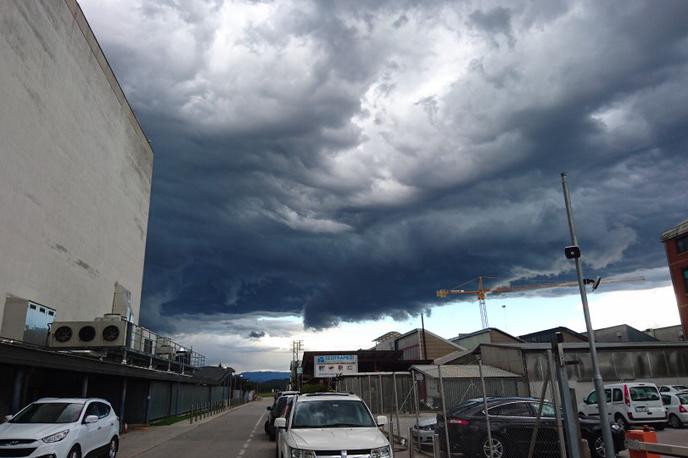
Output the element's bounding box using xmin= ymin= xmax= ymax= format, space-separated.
xmin=433 ymin=434 xmax=441 ymax=458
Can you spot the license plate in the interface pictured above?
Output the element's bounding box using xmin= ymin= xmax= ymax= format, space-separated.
xmin=636 ymin=406 xmax=647 ymax=412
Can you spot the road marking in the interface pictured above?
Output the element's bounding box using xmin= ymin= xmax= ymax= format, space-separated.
xmin=236 ymin=408 xmax=267 ymax=458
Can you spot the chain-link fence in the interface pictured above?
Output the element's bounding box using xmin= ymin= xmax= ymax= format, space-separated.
xmin=335 ymin=353 xmax=587 ymax=458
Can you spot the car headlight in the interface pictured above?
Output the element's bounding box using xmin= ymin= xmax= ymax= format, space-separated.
xmin=42 ymin=429 xmax=70 ymax=443
xmin=289 ymin=448 xmax=316 ymax=458
xmin=371 ymin=446 xmax=392 ymax=458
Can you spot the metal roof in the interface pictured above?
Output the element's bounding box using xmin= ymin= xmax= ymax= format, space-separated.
xmin=662 ymin=219 xmax=688 ymax=241
xmin=410 ymin=364 xmax=520 ymax=378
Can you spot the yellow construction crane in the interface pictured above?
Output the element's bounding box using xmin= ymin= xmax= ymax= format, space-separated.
xmin=436 ymin=275 xmax=644 ymax=329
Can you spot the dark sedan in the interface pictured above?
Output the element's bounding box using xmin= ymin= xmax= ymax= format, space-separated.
xmin=436 ymin=397 xmax=625 ymax=458
xmin=264 ymin=394 xmax=295 ymax=440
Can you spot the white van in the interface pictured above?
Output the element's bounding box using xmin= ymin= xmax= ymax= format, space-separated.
xmin=578 ymin=382 xmax=667 ymax=429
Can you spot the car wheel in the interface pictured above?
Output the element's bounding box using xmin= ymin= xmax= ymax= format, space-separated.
xmin=482 ymin=435 xmax=505 ymax=458
xmin=614 ymin=414 xmax=628 ymax=430
xmin=107 ymin=436 xmax=119 ymax=458
xmin=670 ymin=414 xmax=683 ymax=429
xmin=590 ymin=435 xmax=606 ymax=458
xmin=67 ymin=445 xmax=81 ymax=458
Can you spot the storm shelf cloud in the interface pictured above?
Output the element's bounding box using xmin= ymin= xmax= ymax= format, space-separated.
xmin=81 ymin=0 xmax=688 ymax=334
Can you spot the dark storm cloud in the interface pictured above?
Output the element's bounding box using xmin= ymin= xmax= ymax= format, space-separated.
xmin=81 ymin=0 xmax=688 ymax=332
xmin=248 ymin=331 xmax=266 ymax=339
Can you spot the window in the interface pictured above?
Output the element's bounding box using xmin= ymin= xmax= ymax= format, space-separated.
xmin=662 ymin=396 xmax=672 ymax=406
xmin=530 ymin=402 xmax=556 ymax=417
xmin=586 ymin=391 xmax=598 ymax=404
xmin=96 ymin=402 xmax=110 ymax=418
xmin=490 ymin=402 xmax=531 ymax=417
xmin=613 ymin=389 xmax=623 ymax=402
xmin=677 ymin=235 xmax=688 ymax=254
xmin=85 ymin=403 xmax=99 ymax=419
xmin=10 ymin=403 xmax=84 ymax=424
xmin=29 ymin=304 xmax=36 ymax=310
xmin=660 ymin=386 xmax=669 ymax=392
xmin=630 ymin=386 xmax=660 ymax=401
xmin=291 ymin=400 xmax=376 ymax=428
xmin=683 ymin=268 xmax=688 ymax=292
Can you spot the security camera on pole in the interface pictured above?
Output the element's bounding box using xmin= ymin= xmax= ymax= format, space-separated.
xmin=561 ymin=173 xmax=615 ymax=458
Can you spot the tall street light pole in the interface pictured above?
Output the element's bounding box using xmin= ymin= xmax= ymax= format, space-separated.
xmin=561 ymin=173 xmax=615 ymax=458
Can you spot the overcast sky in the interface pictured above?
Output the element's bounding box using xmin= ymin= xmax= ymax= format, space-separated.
xmin=80 ymin=0 xmax=688 ymax=371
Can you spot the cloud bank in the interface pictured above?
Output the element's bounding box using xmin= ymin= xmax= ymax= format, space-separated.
xmin=81 ymin=0 xmax=688 ymax=333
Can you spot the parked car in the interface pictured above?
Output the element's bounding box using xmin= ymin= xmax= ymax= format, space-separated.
xmin=0 ymin=397 xmax=119 ymax=458
xmin=578 ymin=383 xmax=666 ymax=430
xmin=274 ymin=393 xmax=391 ymax=458
xmin=265 ymin=394 xmax=296 ymax=440
xmin=659 ymin=385 xmax=688 ymax=395
xmin=410 ymin=416 xmax=436 ymax=450
xmin=661 ymin=391 xmax=688 ymax=428
xmin=436 ymin=397 xmax=625 ymax=458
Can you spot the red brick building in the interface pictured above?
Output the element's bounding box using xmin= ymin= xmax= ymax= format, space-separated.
xmin=662 ymin=219 xmax=688 ymax=337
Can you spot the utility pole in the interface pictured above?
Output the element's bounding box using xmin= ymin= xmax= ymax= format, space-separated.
xmin=561 ymin=173 xmax=615 ymax=458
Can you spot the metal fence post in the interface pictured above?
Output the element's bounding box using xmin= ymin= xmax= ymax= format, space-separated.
xmin=393 ymin=372 xmax=401 ymax=445
xmin=412 ymin=370 xmax=420 ymax=427
xmin=478 ymin=357 xmax=494 ymax=458
xmin=368 ymin=375 xmax=373 ymax=411
xmin=432 ymin=434 xmax=441 ymax=458
xmin=438 ymin=365 xmax=452 ymax=458
xmin=553 ymin=338 xmax=583 ymax=458
xmin=547 ymin=349 xmax=568 ymax=458
xmin=378 ymin=374 xmax=384 ymax=415
xmin=409 ymin=427 xmax=415 ymax=458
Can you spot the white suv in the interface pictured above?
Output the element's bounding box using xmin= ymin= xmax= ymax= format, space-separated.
xmin=0 ymin=398 xmax=119 ymax=458
xmin=274 ymin=393 xmax=392 ymax=458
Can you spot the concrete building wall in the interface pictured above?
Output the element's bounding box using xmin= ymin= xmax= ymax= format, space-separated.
xmin=0 ymin=1 xmax=152 ymax=328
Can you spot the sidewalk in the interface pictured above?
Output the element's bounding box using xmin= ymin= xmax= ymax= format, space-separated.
xmin=118 ymin=402 xmax=252 ymax=458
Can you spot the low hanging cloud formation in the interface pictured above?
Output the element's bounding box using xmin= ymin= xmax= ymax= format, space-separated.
xmin=81 ymin=0 xmax=688 ymax=332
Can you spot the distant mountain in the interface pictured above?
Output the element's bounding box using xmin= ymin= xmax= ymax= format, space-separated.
xmin=240 ymin=371 xmax=290 ymax=382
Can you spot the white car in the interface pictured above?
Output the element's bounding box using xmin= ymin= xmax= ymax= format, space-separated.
xmin=661 ymin=392 xmax=688 ymax=428
xmin=0 ymin=398 xmax=119 ymax=458
xmin=274 ymin=393 xmax=392 ymax=458
xmin=578 ymin=383 xmax=666 ymax=430
xmin=659 ymin=385 xmax=688 ymax=395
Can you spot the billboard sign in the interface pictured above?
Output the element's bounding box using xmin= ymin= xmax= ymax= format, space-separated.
xmin=314 ymin=354 xmax=358 ymax=378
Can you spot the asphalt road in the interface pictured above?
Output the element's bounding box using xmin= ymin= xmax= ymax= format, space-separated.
xmin=132 ymin=399 xmax=274 ymax=458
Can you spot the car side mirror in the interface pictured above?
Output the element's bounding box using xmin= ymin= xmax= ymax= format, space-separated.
xmin=84 ymin=415 xmax=99 ymax=424
xmin=274 ymin=417 xmax=287 ymax=429
xmin=266 ymin=406 xmax=272 ymax=411
xmin=377 ymin=415 xmax=388 ymax=426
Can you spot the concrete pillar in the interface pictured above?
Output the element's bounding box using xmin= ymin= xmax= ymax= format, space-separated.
xmin=11 ymin=368 xmax=25 ymax=414
xmin=81 ymin=375 xmax=89 ymax=398
xmin=119 ymin=378 xmax=128 ymax=432
xmin=144 ymin=381 xmax=152 ymax=425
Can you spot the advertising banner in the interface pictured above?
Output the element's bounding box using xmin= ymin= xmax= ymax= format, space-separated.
xmin=314 ymin=354 xmax=358 ymax=378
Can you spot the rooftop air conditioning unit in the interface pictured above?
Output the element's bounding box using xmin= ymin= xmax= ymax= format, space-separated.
xmin=128 ymin=326 xmax=156 ymax=354
xmin=50 ymin=320 xmax=128 ymax=348
xmin=50 ymin=321 xmax=103 ymax=348
xmin=94 ymin=316 xmax=128 ymax=347
xmin=155 ymin=336 xmax=175 ymax=360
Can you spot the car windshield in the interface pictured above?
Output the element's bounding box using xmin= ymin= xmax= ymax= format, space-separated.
xmin=450 ymin=400 xmax=482 ymax=416
xmin=10 ymin=402 xmax=84 ymax=424
xmin=291 ymin=400 xmax=376 ymax=428
xmin=630 ymin=387 xmax=660 ymax=402
xmin=673 ymin=386 xmax=688 ymax=391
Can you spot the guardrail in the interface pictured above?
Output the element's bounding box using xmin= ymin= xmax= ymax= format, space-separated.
xmin=625 ymin=440 xmax=688 ymax=458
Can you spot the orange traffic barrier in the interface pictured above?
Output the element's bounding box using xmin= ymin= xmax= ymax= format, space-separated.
xmin=626 ymin=426 xmax=659 ymax=458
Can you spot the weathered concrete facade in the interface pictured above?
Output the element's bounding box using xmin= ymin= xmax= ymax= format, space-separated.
xmin=0 ymin=0 xmax=152 ymax=326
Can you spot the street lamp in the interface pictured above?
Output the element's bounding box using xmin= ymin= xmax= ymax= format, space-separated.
xmin=561 ymin=173 xmax=615 ymax=458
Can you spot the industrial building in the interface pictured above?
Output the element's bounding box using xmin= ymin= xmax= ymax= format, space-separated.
xmin=0 ymin=0 xmax=152 ymax=342
xmin=663 ymin=219 xmax=688 ymax=338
